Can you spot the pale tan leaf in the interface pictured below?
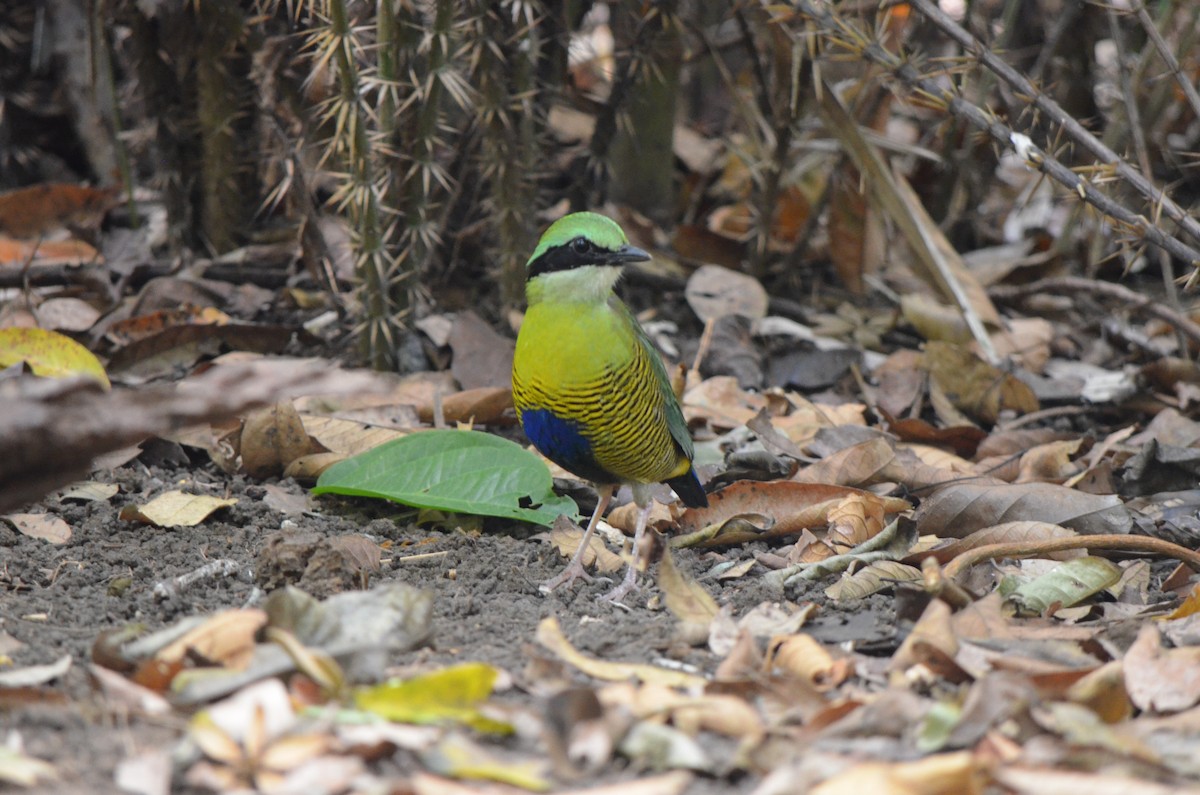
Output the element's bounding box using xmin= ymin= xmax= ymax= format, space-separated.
xmin=119 ymin=491 xmax=237 ymax=528
xmin=767 ymin=633 xmax=852 ymax=691
xmin=535 ymin=616 xmax=706 ymax=689
xmin=299 ymin=415 xmax=407 ymax=457
xmin=4 ymin=513 xmax=71 ymax=544
xmin=810 ymin=751 xmax=983 ymax=795
xmin=542 ymin=515 xmax=623 ymax=574
xmin=685 ymin=265 xmax=769 ymax=323
xmin=1124 ymin=624 xmax=1200 ymax=713
xmin=658 ymin=547 xmax=718 ymax=634
xmin=825 ymin=561 xmax=921 ymax=600
xmin=157 ymin=609 xmax=267 ymax=669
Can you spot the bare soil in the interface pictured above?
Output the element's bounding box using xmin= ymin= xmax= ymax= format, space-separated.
xmin=0 ymin=455 xmax=897 ymax=794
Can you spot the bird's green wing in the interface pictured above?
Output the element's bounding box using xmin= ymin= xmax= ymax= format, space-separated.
xmin=617 ymin=300 xmax=694 ymax=461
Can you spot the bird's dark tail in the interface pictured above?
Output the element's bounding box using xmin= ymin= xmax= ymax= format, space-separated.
xmin=667 ymin=467 xmax=708 ymax=508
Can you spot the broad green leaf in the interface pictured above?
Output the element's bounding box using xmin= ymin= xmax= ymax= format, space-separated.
xmin=355 ymin=662 xmax=512 ymax=734
xmin=312 ymin=429 xmax=576 ymax=526
xmin=1005 ymin=556 xmax=1122 ymax=617
xmin=0 ymin=326 xmax=109 ymax=388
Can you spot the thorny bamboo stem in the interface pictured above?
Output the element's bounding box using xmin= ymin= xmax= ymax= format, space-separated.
xmin=1131 ymin=0 xmax=1200 ymax=126
xmin=787 ymin=0 xmax=1200 ymax=269
xmin=326 ymin=0 xmax=399 ymax=369
xmin=989 ymin=275 xmax=1200 ymax=347
xmin=902 ymin=0 xmax=1200 ymax=250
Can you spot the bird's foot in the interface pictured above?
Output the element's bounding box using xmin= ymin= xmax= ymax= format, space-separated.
xmin=539 ymin=559 xmax=594 ymax=594
xmin=598 ymin=566 xmax=639 ymax=605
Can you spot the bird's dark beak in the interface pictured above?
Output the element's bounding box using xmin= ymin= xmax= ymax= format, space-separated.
xmin=608 ymin=244 xmax=651 ymax=265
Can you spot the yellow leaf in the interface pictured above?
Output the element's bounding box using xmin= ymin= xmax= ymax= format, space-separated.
xmin=354 ymin=663 xmax=512 ymax=734
xmin=424 ymin=734 xmax=551 ymax=791
xmin=0 ymin=327 xmax=109 ymax=388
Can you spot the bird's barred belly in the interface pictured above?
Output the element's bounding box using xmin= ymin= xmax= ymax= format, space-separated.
xmin=513 ymin=367 xmax=681 ymax=485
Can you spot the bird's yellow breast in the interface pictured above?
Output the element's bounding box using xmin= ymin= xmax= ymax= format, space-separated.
xmin=513 ymin=300 xmax=685 ymax=485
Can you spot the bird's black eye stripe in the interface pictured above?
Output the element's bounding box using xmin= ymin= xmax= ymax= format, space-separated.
xmin=528 ymin=240 xmax=599 ymax=278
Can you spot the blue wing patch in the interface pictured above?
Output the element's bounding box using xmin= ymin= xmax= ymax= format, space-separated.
xmin=519 ymin=407 xmax=615 ymax=485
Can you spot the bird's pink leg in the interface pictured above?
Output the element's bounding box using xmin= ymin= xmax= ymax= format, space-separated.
xmin=600 ymin=497 xmax=652 ymax=604
xmin=540 ymin=484 xmax=616 ymax=594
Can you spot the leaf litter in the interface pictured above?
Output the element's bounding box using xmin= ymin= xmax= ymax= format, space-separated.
xmin=7 ymin=12 xmax=1200 ymax=795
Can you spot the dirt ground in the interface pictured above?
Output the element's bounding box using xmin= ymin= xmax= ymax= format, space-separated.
xmin=0 ymin=456 xmax=896 ymax=794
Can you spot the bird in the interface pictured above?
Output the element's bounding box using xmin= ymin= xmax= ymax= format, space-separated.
xmin=511 ymin=211 xmax=707 ymax=602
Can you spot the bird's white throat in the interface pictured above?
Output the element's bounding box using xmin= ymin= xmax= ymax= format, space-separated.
xmin=527 ymin=264 xmax=623 ymax=305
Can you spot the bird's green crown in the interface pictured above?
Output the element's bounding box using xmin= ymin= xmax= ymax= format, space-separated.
xmin=526 ymin=212 xmax=649 ymax=279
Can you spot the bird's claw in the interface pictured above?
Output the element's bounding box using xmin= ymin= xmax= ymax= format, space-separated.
xmin=598 ymin=568 xmax=639 ymax=605
xmin=539 ymin=560 xmax=594 ymax=594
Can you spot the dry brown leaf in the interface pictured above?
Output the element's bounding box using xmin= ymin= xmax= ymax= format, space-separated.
xmin=283 ymin=452 xmax=345 ymax=482
xmin=888 ymin=599 xmax=963 ymax=680
xmin=299 ymin=415 xmax=407 ymax=457
xmin=1016 ymin=439 xmax=1086 ymax=484
xmin=543 ymin=515 xmax=623 ymax=575
xmin=427 ymin=386 xmax=514 ymax=426
xmin=873 ymin=349 xmax=926 ymax=417
xmin=0 ymin=183 xmax=119 ymax=237
xmin=673 ymin=481 xmax=911 ymax=548
xmin=767 ymin=633 xmax=851 ymax=691
xmin=975 ymin=428 xmax=1077 ymax=460
xmin=914 ymin=482 xmax=1131 ymax=539
xmin=671 ymin=224 xmax=746 ymax=270
xmin=901 ymin=293 xmax=972 ymax=344
xmin=4 ymin=513 xmax=71 ymax=544
xmin=0 ymin=236 xmax=100 ymax=267
xmin=682 ymin=376 xmax=767 ymax=429
xmin=684 ymin=265 xmax=769 ymax=323
xmin=658 ymin=548 xmax=719 ymax=639
xmin=924 ymin=341 xmax=1038 ymax=424
xmin=34 ymin=297 xmax=101 ymax=333
xmin=825 ymin=494 xmax=886 ymax=549
xmin=1124 ymin=624 xmax=1200 ymax=713
xmin=157 ymin=609 xmax=267 ymax=670
xmin=885 ymin=415 xmax=987 ymax=459
xmin=906 ymin=521 xmax=1082 ymax=566
xmin=1067 ymin=661 xmax=1133 ymax=724
xmin=447 ymin=310 xmax=515 ymax=391
xmin=991 ymin=317 xmax=1053 ymax=374
xmin=792 ymin=437 xmax=897 ymax=488
xmin=241 ymin=401 xmax=312 ymax=479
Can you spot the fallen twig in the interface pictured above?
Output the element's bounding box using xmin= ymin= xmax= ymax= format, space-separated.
xmin=942 ymin=534 xmax=1200 ymax=581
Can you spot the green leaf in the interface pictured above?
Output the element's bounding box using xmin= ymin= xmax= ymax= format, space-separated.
xmin=1006 ymin=556 xmax=1122 ymax=617
xmin=312 ymin=429 xmax=576 ymax=527
xmin=354 ymin=662 xmax=513 ymax=734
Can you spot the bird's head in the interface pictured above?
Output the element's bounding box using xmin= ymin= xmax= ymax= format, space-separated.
xmin=525 ymin=212 xmax=650 ymax=304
